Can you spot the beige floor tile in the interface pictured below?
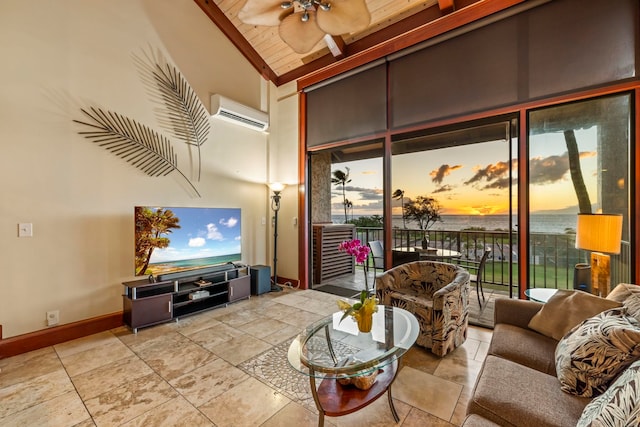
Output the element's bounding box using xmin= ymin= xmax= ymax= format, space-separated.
xmin=171 ymin=312 xmax=224 ymax=336
xmin=263 ymin=303 xmax=305 ymax=323
xmin=261 ymin=323 xmax=301 ymax=345
xmin=451 ymin=398 xmax=471 ymax=426
xmin=209 ymin=333 xmax=273 ymax=365
xmin=213 ymin=307 xmax=257 ymax=327
xmin=475 ymin=340 xmax=490 ymax=362
xmin=134 ymin=333 xmax=217 ymax=381
xmin=199 ymin=376 xmax=289 ymax=427
xmin=448 ymin=338 xmax=481 ymax=361
xmin=59 ymin=339 xmax=135 ymax=377
xmin=331 ymin=392 xmax=412 ymax=427
xmin=120 ymin=395 xmax=213 ymax=427
xmin=71 ymin=354 xmax=154 ymax=400
xmin=434 ymin=355 xmax=484 ymax=389
xmin=54 ymin=331 xmax=121 ymax=358
xmin=238 ymin=317 xmax=292 ymax=339
xmin=402 ymin=407 xmax=455 ymax=426
xmin=188 ymin=322 xmax=245 ymax=350
xmin=0 ymin=390 xmax=90 ymax=427
xmin=467 ymin=326 xmax=493 ymax=343
xmin=401 ymin=345 xmax=440 ymax=375
xmin=170 ymin=357 xmax=250 ymax=407
xmin=0 ymin=369 xmax=75 ymax=419
xmin=74 ymin=418 xmax=97 ymax=427
xmin=393 ymin=366 xmax=462 ymax=422
xmin=0 ymin=347 xmax=64 ymax=389
xmin=114 ymin=321 xmax=177 ymax=346
xmin=84 ymin=372 xmax=177 ymax=427
xmin=261 ymin=401 xmax=336 ymax=427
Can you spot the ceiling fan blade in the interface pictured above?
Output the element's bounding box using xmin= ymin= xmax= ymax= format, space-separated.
xmin=279 ymin=11 xmax=325 ymax=54
xmin=238 ymin=0 xmax=292 ymax=26
xmin=316 ymin=0 xmax=371 ymax=35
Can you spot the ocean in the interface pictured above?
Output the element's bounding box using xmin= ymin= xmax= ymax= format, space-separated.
xmin=147 ymin=253 xmax=242 ymax=276
xmin=332 ymin=214 xmax=578 ymax=234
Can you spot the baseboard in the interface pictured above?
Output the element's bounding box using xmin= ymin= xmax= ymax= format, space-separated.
xmin=0 ymin=312 xmax=123 ymax=359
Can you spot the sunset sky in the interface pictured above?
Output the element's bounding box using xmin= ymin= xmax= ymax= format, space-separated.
xmin=331 ymin=127 xmax=599 ymax=217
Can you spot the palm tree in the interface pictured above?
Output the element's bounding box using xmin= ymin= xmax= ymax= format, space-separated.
xmin=392 ymin=189 xmax=406 ymax=228
xmin=332 ymin=167 xmax=351 ymax=222
xmin=135 ymin=207 xmax=181 ymax=275
xmin=564 ymin=130 xmax=592 ymax=213
xmin=345 ymin=199 xmax=354 ymax=222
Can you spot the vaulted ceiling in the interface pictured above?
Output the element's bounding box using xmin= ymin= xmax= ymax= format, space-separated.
xmin=194 ymin=0 xmax=527 ymax=86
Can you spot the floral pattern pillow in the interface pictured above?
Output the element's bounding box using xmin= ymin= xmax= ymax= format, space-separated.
xmin=555 ymin=308 xmax=640 ymax=397
xmin=577 ymin=359 xmax=640 ymax=427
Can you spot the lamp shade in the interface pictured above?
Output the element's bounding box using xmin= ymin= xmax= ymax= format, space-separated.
xmin=575 ymin=213 xmax=623 ymax=254
xmin=268 ymin=182 xmax=285 ymax=192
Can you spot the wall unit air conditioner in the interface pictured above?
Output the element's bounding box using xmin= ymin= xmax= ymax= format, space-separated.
xmin=210 ymin=94 xmax=269 ymax=132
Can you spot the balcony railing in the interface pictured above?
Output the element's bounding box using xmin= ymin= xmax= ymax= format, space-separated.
xmin=355 ymin=227 xmax=631 ymax=295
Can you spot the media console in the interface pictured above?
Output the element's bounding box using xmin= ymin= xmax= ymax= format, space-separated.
xmin=122 ymin=263 xmax=250 ymax=332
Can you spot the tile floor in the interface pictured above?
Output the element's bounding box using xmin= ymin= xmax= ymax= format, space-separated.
xmin=0 ymin=288 xmax=492 ymax=427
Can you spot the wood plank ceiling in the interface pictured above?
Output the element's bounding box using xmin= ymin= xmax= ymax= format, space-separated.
xmin=194 ymin=0 xmax=526 ymax=86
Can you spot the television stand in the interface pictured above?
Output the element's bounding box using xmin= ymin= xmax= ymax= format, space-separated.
xmin=122 ymin=264 xmax=249 ymax=332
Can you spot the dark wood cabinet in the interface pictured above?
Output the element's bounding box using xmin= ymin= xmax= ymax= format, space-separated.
xmin=122 ymin=265 xmax=250 ymax=332
xmin=228 ymin=275 xmax=251 ymax=302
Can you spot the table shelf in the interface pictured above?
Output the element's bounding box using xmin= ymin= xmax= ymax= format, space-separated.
xmin=316 ymin=360 xmax=397 ymax=417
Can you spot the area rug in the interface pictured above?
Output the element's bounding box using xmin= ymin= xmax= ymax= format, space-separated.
xmin=238 ymin=335 xmax=365 ymax=412
xmin=238 ymin=338 xmax=317 ymax=411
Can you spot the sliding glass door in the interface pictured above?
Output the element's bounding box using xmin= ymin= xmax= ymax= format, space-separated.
xmin=528 ymin=94 xmax=632 ymax=291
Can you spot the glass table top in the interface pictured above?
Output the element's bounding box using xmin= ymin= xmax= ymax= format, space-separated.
xmin=287 ymin=305 xmax=419 ymax=379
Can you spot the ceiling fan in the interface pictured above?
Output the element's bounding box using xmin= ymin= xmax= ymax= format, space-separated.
xmin=238 ymin=0 xmax=371 ymax=54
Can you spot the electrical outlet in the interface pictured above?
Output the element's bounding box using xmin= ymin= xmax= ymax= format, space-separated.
xmin=18 ymin=223 xmax=33 ymax=237
xmin=46 ymin=310 xmax=59 ymax=327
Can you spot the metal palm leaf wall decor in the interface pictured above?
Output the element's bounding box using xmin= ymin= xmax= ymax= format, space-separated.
xmin=74 ymin=107 xmax=201 ymax=197
xmin=132 ymin=49 xmax=210 ymax=181
xmin=74 ymin=48 xmax=210 ymax=197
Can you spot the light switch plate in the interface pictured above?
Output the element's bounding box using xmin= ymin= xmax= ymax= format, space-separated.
xmin=18 ymin=223 xmax=33 ymax=237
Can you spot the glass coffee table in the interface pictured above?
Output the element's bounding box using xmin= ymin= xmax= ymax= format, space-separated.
xmin=288 ymin=305 xmax=419 ymax=426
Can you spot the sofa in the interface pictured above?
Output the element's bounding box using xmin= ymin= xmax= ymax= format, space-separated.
xmin=375 ymin=261 xmax=470 ymax=357
xmin=463 ymin=284 xmax=640 ymax=427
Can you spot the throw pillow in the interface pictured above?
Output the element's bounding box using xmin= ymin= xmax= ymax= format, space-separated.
xmin=607 ymin=283 xmax=640 ymax=322
xmin=555 ymin=308 xmax=640 ymax=397
xmin=577 ymin=359 xmax=640 ymax=427
xmin=528 ymin=289 xmax=621 ymax=341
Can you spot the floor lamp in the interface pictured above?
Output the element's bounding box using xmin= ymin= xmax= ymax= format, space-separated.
xmin=269 ymin=183 xmax=285 ymax=292
xmin=575 ymin=213 xmax=623 ymax=298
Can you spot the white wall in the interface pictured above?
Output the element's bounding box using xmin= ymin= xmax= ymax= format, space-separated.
xmin=267 ymin=81 xmax=300 ymax=284
xmin=0 ymin=0 xmax=274 ymax=338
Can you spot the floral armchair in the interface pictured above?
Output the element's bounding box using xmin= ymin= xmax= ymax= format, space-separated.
xmin=375 ymin=261 xmax=470 ymax=357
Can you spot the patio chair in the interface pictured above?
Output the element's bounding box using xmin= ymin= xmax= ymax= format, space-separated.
xmin=368 ymin=240 xmax=385 ymax=277
xmin=453 ymin=249 xmax=491 ymax=308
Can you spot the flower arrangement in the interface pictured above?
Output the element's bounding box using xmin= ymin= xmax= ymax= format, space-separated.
xmin=336 ymin=239 xmax=378 ymax=332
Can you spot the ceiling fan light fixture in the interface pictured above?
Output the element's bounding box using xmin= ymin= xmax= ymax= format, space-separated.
xmin=239 ymin=0 xmax=370 ymax=53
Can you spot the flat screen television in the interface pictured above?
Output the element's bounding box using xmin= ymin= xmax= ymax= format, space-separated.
xmin=134 ymin=206 xmax=241 ymax=277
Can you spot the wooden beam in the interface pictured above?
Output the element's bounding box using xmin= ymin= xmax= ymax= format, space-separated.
xmin=192 ymin=0 xmax=278 ymax=83
xmin=438 ymin=0 xmax=456 ymax=14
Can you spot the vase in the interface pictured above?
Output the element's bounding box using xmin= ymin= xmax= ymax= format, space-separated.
xmin=357 ymin=310 xmax=373 ymax=333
